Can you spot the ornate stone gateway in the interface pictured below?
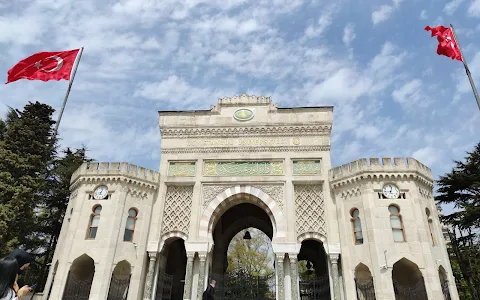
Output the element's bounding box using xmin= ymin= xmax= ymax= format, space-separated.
xmin=43 ymin=94 xmax=460 ymax=300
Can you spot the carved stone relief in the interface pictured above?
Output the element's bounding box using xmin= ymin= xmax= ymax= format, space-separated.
xmin=161 ymin=185 xmax=193 ymax=235
xmin=202 ymin=184 xmax=284 ymax=210
xmin=295 ymin=184 xmax=326 ymax=236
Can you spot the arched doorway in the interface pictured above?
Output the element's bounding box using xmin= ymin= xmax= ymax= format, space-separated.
xmin=438 ymin=266 xmax=451 ymax=300
xmin=210 ymin=201 xmax=275 ymax=300
xmin=392 ymin=258 xmax=427 ymax=300
xmin=297 ymin=240 xmax=331 ymax=300
xmin=62 ymin=254 xmax=95 ymax=300
xmin=354 ymin=263 xmax=376 ymax=300
xmin=107 ymin=260 xmax=131 ymax=300
xmin=155 ymin=238 xmax=187 ymax=300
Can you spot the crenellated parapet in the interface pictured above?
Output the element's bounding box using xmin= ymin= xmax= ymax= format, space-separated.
xmin=328 ymin=157 xmax=433 ymax=188
xmin=70 ymin=162 xmax=160 ymax=191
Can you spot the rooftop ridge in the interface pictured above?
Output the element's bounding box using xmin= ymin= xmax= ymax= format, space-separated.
xmin=328 ymin=157 xmax=432 ymax=181
xmin=217 ymin=93 xmax=272 ymax=106
xmin=71 ymin=162 xmax=160 ymax=185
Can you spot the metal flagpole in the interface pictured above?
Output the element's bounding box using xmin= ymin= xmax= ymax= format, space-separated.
xmin=450 ymin=24 xmax=480 ymax=111
xmin=52 ymin=46 xmax=84 ymax=138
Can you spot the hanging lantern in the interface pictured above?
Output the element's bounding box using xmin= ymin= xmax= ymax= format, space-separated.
xmin=243 ymin=230 xmax=252 ymax=240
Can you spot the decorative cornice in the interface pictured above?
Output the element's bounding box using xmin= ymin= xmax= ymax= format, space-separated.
xmin=70 ymin=162 xmax=160 ymax=191
xmin=329 ymin=157 xmax=433 ymax=189
xmin=70 ymin=176 xmax=158 ymax=193
xmin=162 ymin=145 xmax=330 ymax=154
xmin=160 ymin=125 xmax=332 ymax=139
xmin=217 ymin=94 xmax=272 ymax=106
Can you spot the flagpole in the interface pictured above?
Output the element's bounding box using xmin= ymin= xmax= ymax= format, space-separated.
xmin=52 ymin=47 xmax=84 ymax=138
xmin=450 ymin=24 xmax=480 ymax=111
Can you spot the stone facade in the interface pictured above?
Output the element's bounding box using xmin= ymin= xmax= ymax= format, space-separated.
xmin=41 ymin=94 xmax=459 ymax=300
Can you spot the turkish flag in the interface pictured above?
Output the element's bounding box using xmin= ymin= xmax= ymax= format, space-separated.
xmin=425 ymin=26 xmax=463 ymax=62
xmin=6 ymin=49 xmax=80 ymax=84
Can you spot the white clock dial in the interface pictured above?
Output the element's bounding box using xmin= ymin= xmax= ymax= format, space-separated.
xmin=382 ymin=184 xmax=400 ymax=199
xmin=93 ymin=185 xmax=108 ymax=200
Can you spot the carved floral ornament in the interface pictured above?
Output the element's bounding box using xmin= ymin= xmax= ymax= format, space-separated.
xmin=161 ymin=145 xmax=330 ymax=154
xmin=159 ymin=125 xmax=332 ymax=139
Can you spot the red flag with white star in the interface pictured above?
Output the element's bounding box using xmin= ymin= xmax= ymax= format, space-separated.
xmin=6 ymin=49 xmax=80 ymax=84
xmin=425 ymin=25 xmax=463 ymax=61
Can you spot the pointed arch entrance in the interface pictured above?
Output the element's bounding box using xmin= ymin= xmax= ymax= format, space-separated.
xmin=392 ymin=258 xmax=427 ymax=300
xmin=155 ymin=236 xmax=188 ymax=300
xmin=62 ymin=254 xmax=95 ymax=300
xmin=297 ymin=239 xmax=331 ymax=300
xmin=354 ymin=263 xmax=376 ymax=300
xmin=209 ymin=193 xmax=277 ymax=300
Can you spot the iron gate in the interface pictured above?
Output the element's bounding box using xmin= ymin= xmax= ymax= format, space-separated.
xmin=441 ymin=281 xmax=451 ymax=300
xmin=355 ymin=278 xmax=376 ymax=300
xmin=299 ymin=274 xmax=330 ymax=300
xmin=62 ymin=271 xmax=94 ymax=300
xmin=393 ymin=279 xmax=428 ymax=300
xmin=107 ymin=274 xmax=131 ymax=300
xmin=155 ymin=271 xmax=173 ymax=300
xmin=213 ymin=272 xmax=275 ymax=300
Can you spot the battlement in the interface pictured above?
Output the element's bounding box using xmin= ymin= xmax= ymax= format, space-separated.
xmin=328 ymin=157 xmax=433 ymax=182
xmin=71 ymin=162 xmax=160 ymax=185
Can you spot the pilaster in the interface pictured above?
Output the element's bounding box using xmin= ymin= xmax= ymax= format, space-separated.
xmin=143 ymin=252 xmax=157 ymax=300
xmin=197 ymin=253 xmax=207 ymax=300
xmin=183 ymin=253 xmax=195 ymax=300
xmin=330 ymin=254 xmax=341 ymax=300
xmin=276 ymin=254 xmax=285 ymax=300
xmin=289 ymin=254 xmax=299 ymax=300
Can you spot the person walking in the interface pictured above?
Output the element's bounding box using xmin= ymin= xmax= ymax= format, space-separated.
xmin=202 ymin=279 xmax=216 ymax=300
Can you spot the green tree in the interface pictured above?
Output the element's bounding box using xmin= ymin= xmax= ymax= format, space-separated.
xmin=436 ymin=142 xmax=480 ymax=299
xmin=0 ymin=102 xmax=56 ymax=256
xmin=226 ymin=229 xmax=274 ymax=277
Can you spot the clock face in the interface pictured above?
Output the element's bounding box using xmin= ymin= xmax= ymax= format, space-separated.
xmin=93 ymin=185 xmax=108 ymax=200
xmin=383 ymin=184 xmax=400 ymax=199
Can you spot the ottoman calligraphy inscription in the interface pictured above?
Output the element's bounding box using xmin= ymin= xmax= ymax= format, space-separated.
xmin=293 ymin=160 xmax=322 ymax=175
xmin=204 ymin=161 xmax=284 ymax=176
xmin=168 ymin=162 xmax=196 ymax=177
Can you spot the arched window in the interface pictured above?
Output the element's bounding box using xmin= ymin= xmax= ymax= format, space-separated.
xmin=86 ymin=205 xmax=102 ymax=239
xmin=389 ymin=205 xmax=405 ymax=242
xmin=426 ymin=208 xmax=435 ymax=246
xmin=350 ymin=208 xmax=364 ymax=245
xmin=123 ymin=208 xmax=138 ymax=242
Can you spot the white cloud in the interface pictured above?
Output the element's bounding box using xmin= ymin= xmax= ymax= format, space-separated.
xmin=419 ymin=10 xmax=428 ymax=20
xmin=342 ymin=23 xmax=356 ymax=47
xmin=412 ymin=147 xmax=442 ymax=166
xmin=372 ymin=5 xmax=393 ymax=24
xmin=468 ymin=0 xmax=480 ymax=17
xmin=392 ymin=79 xmax=430 ymax=109
xmin=444 ymin=0 xmax=464 ymax=15
xmin=304 ymin=5 xmax=337 ymax=38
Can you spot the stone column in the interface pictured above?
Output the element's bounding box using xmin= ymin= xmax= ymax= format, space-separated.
xmin=330 ymin=254 xmax=341 ymax=300
xmin=143 ymin=252 xmax=157 ymax=300
xmin=197 ymin=254 xmax=207 ymax=300
xmin=290 ymin=255 xmax=299 ymax=300
xmin=276 ymin=254 xmax=285 ymax=300
xmin=183 ymin=254 xmax=195 ymax=300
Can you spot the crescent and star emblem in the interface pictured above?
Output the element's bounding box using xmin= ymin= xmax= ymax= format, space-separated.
xmin=34 ymin=55 xmax=64 ymax=73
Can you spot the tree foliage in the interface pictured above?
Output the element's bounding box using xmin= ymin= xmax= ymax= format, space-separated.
xmin=0 ymin=102 xmax=90 ymax=292
xmin=226 ymin=229 xmax=274 ymax=277
xmin=435 ymin=142 xmax=480 ymax=299
xmin=0 ymin=102 xmax=56 ymax=256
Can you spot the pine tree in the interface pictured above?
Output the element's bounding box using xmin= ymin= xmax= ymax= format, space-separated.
xmin=0 ymin=102 xmax=56 ymax=256
xmin=436 ymin=142 xmax=480 ymax=299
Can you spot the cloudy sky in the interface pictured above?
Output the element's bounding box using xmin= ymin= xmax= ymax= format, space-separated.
xmin=0 ymin=0 xmax=479 ymax=192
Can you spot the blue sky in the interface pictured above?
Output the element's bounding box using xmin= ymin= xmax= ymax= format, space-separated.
xmin=0 ymin=0 xmax=479 ymax=204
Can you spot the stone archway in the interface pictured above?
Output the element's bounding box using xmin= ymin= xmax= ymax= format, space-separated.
xmin=62 ymin=254 xmax=95 ymax=300
xmin=199 ymin=186 xmax=286 ymax=242
xmin=107 ymin=260 xmax=131 ymax=300
xmin=297 ymin=239 xmax=331 ymax=300
xmin=392 ymin=258 xmax=427 ymax=300
xmin=209 ymin=195 xmax=277 ymax=300
xmin=354 ymin=263 xmax=376 ymax=300
xmin=155 ymin=237 xmax=187 ymax=300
